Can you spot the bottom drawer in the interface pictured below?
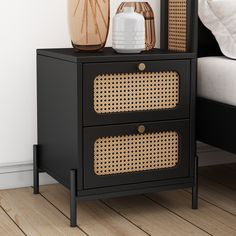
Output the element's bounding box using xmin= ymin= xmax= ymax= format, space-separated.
xmin=84 ymin=120 xmax=190 ymax=189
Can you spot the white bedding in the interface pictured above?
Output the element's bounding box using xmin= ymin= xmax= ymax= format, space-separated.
xmin=199 ymin=0 xmax=236 ymax=59
xmin=198 ymin=56 xmax=236 ymax=106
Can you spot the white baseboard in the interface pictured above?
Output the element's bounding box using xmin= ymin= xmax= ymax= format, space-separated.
xmin=0 ymin=162 xmax=57 ymax=190
xmin=1 ymin=143 xmax=236 ymax=190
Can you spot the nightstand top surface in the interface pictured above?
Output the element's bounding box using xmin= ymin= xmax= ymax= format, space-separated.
xmin=37 ymin=47 xmax=196 ymax=63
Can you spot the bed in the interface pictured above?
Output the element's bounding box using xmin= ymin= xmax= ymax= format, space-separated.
xmin=197 ymin=19 xmax=236 ymax=155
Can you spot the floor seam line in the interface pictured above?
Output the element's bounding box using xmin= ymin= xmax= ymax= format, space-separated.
xmin=184 ymin=189 xmax=236 ymax=217
xmin=0 ymin=205 xmax=27 ymax=236
xmin=100 ymin=200 xmax=151 ymax=236
xmin=37 ymin=190 xmax=89 ymax=236
xmin=143 ymin=194 xmax=213 ymax=236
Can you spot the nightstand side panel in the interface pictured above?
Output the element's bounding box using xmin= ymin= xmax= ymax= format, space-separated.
xmin=37 ymin=55 xmax=81 ymax=189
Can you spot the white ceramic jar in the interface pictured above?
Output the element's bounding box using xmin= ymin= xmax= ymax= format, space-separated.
xmin=112 ymin=7 xmax=145 ymax=53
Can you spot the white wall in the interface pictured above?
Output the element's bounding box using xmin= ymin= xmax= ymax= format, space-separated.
xmin=0 ymin=0 xmax=160 ymax=167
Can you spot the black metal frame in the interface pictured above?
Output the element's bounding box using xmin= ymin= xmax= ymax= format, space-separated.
xmin=33 ymin=144 xmax=78 ymax=227
xmin=70 ymin=169 xmax=77 ymax=227
xmin=33 ymin=144 xmax=198 ymax=225
xmin=34 ymin=0 xmax=198 ymax=226
xmin=192 ymin=155 xmax=198 ymax=209
xmin=33 ymin=144 xmax=39 ymax=195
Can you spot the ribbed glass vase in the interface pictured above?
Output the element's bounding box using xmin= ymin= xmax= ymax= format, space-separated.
xmin=68 ymin=0 xmax=110 ymax=51
xmin=117 ymin=2 xmax=156 ymax=51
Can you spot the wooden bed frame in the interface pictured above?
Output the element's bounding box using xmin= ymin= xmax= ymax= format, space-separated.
xmin=197 ymin=20 xmax=236 ymax=154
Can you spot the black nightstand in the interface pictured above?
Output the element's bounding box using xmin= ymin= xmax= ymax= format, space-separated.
xmin=34 ymin=0 xmax=198 ymax=227
xmin=35 ymin=47 xmax=197 ymax=226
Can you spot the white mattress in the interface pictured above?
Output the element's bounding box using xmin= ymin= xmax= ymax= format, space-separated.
xmin=198 ymin=56 xmax=236 ymax=106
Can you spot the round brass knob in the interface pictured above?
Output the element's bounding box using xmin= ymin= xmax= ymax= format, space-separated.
xmin=138 ymin=125 xmax=146 ymax=134
xmin=138 ymin=63 xmax=146 ymax=71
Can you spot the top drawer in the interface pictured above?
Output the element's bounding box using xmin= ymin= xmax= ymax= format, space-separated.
xmin=83 ymin=60 xmax=190 ymax=126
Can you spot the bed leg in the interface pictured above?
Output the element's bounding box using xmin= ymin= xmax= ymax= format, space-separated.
xmin=192 ymin=155 xmax=198 ymax=209
xmin=33 ymin=144 xmax=39 ymax=194
xmin=70 ymin=169 xmax=77 ymax=227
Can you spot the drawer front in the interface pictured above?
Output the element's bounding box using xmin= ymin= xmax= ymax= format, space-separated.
xmin=83 ymin=120 xmax=190 ymax=189
xmin=83 ymin=60 xmax=190 ymax=126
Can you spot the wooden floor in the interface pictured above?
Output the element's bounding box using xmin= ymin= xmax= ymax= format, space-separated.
xmin=0 ymin=164 xmax=236 ymax=236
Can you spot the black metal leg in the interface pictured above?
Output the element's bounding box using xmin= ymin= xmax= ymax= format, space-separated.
xmin=33 ymin=144 xmax=39 ymax=194
xmin=192 ymin=155 xmax=198 ymax=209
xmin=70 ymin=169 xmax=77 ymax=227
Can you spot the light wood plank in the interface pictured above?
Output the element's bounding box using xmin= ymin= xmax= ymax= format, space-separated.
xmin=104 ymin=195 xmax=208 ymax=236
xmin=188 ymin=176 xmax=236 ymax=216
xmin=0 ymin=207 xmax=24 ymax=236
xmin=0 ymin=188 xmax=86 ymax=236
xmin=199 ymin=166 xmax=236 ymax=190
xmin=147 ymin=189 xmax=236 ymax=236
xmin=40 ymin=184 xmax=147 ymax=236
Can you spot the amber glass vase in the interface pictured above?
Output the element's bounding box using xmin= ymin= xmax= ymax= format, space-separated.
xmin=68 ymin=0 xmax=110 ymax=52
xmin=117 ymin=2 xmax=156 ymax=50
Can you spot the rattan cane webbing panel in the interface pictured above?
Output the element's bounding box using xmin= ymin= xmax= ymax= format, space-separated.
xmin=94 ymin=71 xmax=179 ymax=114
xmin=168 ymin=0 xmax=187 ymax=52
xmin=94 ymin=131 xmax=179 ymax=176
